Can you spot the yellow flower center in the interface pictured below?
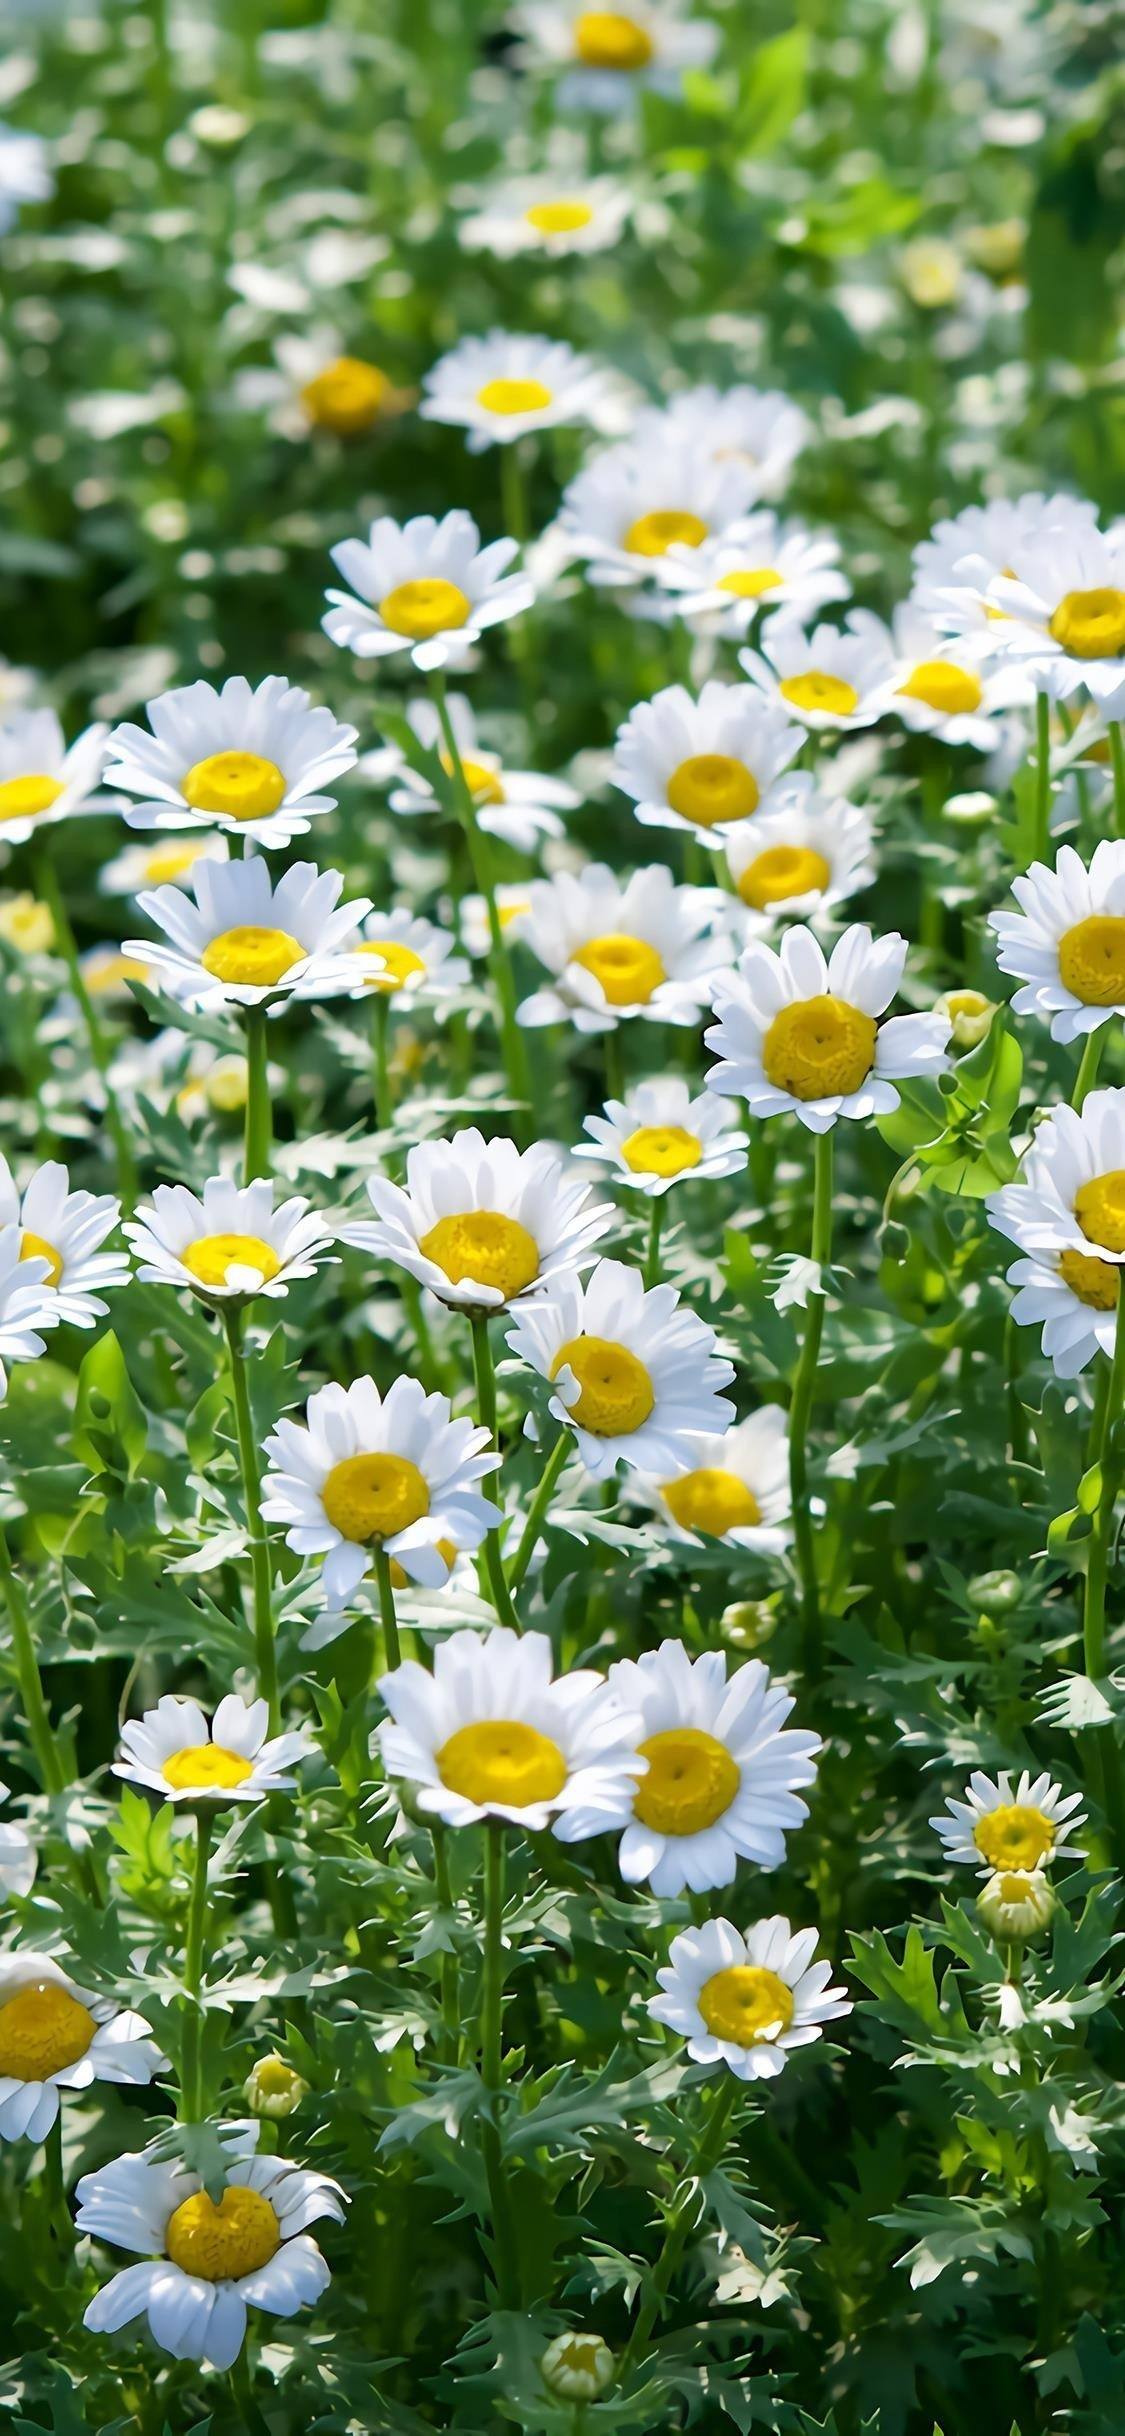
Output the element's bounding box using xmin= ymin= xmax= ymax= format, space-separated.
xmin=300 ymin=355 xmax=391 ymax=436
xmin=716 ymin=565 xmax=783 ymax=600
xmin=165 ymin=2186 xmax=281 ymax=2282
xmin=778 ymin=671 xmax=860 ymax=716
xmin=972 ymin=1803 xmax=1056 ymax=1870
xmin=762 ymin=994 xmax=877 ymax=1099
xmin=475 ymin=377 xmax=554 ymax=416
xmin=143 ymin=843 xmax=205 ymax=883
xmin=389 ymin=1534 xmax=457 ymax=1590
xmin=498 ymin=896 xmax=529 ymax=928
xmin=440 ymin=750 xmax=505 ymax=806
xmin=0 ymin=774 xmax=65 ymax=822
xmin=1049 ymin=587 xmax=1125 ymax=661
xmin=202 ymin=1058 xmax=250 ymax=1114
xmin=1057 ymin=915 xmax=1125 ymax=1007
xmin=551 ymin=1335 xmax=655 ymax=1436
xmin=697 ymin=1963 xmax=795 ymax=2046
xmin=525 ymin=199 xmax=594 ymax=234
xmin=379 ymin=579 xmax=471 ymax=640
xmin=572 ymin=931 xmax=666 ymax=1007
xmin=0 ymin=893 xmax=54 ymax=952
xmin=20 ymin=1230 xmax=63 ymax=1288
xmin=0 ymin=1982 xmax=96 ymax=2079
xmin=662 ymin=1467 xmax=761 ymax=1536
xmin=573 ymin=9 xmax=654 ymax=68
xmin=200 ymin=925 xmax=305 ymax=987
xmin=621 ymin=1124 xmax=702 ymax=1178
xmin=1074 ymin=1170 xmax=1125 ymax=1254
xmin=86 ymin=953 xmax=147 ymax=995
xmin=179 ymin=1232 xmax=282 ymax=1289
xmin=418 ymin=1209 xmax=541 ymax=1300
xmin=738 ymin=844 xmax=831 ymax=910
xmin=359 ymin=940 xmax=428 ymax=994
xmin=897 ymin=660 xmax=983 ymax=715
xmin=321 ymin=1452 xmax=430 ymax=1544
xmin=181 ymin=752 xmax=287 ymax=822
xmin=632 ymin=1726 xmax=740 ymax=1833
xmin=945 ymin=987 xmax=990 ymax=1024
xmin=1058 ymin=1247 xmax=1119 ymax=1310
xmin=666 ymin=753 xmax=760 ymax=829
xmin=622 ymin=510 xmax=709 ymax=559
xmin=437 ymin=1718 xmax=569 ymax=1807
xmin=162 ymin=1741 xmax=255 ymax=1791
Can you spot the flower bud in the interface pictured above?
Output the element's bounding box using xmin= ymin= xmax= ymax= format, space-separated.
xmin=967 ymin=1568 xmax=1021 ymax=1617
xmin=899 ymin=238 xmax=962 ymax=309
xmin=721 ymin=1599 xmax=778 ymax=1651
xmin=936 ymin=988 xmax=996 ymax=1050
xmin=540 ymin=2331 xmax=615 ymax=2401
xmin=243 ymin=2053 xmax=310 ymax=2119
xmin=977 ymin=1869 xmax=1055 ymax=1944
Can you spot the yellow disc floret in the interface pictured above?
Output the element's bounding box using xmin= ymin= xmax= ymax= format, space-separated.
xmin=1074 ymin=1170 xmax=1125 ymax=1253
xmin=359 ymin=940 xmax=427 ymax=994
xmin=738 ymin=845 xmax=830 ymax=910
xmin=697 ymin=1963 xmax=794 ymax=2046
xmin=165 ymin=2185 xmax=281 ymax=2281
xmin=179 ymin=1233 xmax=281 ymax=1290
xmin=972 ymin=1802 xmax=1056 ymax=1870
xmin=525 ymin=199 xmax=594 ymax=235
xmin=1049 ymin=588 xmax=1125 ymax=661
xmin=632 ymin=1727 xmax=740 ymax=1834
xmin=419 ymin=1210 xmax=541 ymax=1300
xmin=440 ymin=751 xmax=505 ymax=805
xmin=162 ymin=1742 xmax=255 ymax=1792
xmin=436 ymin=1718 xmax=568 ymax=1808
xmin=665 ymin=753 xmax=759 ymax=829
xmin=379 ymin=579 xmax=471 ymax=640
xmin=716 ymin=565 xmax=783 ymax=600
xmin=762 ymin=994 xmax=877 ymax=1099
xmin=475 ymin=377 xmax=553 ymax=416
xmin=662 ymin=1467 xmax=761 ymax=1536
xmin=552 ymin=1335 xmax=655 ymax=1436
xmin=778 ymin=671 xmax=860 ymax=717
xmin=572 ymin=932 xmax=665 ymax=1007
xmin=1057 ymin=915 xmax=1125 ymax=1007
xmin=0 ymin=1981 xmax=96 ymax=2079
xmin=143 ymin=844 xmax=206 ymax=884
xmin=621 ymin=1125 xmax=702 ymax=1179
xmin=181 ymin=752 xmax=287 ymax=822
xmin=1058 ymin=1248 xmax=1119 ymax=1310
xmin=622 ymin=510 xmax=709 ymax=559
xmin=300 ymin=356 xmax=391 ymax=436
xmin=201 ymin=926 xmax=305 ymax=988
xmin=321 ymin=1452 xmax=430 ymax=1544
xmin=0 ymin=775 xmax=65 ymax=823
xmin=20 ymin=1231 xmax=63 ymax=1288
xmin=897 ymin=661 xmax=983 ymax=715
xmin=573 ymin=10 xmax=654 ymax=69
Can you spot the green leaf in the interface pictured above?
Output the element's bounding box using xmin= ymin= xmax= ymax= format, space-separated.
xmin=72 ymin=1330 xmax=148 ymax=1478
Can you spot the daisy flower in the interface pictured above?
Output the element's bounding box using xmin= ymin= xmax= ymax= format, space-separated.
xmin=884 ymin=603 xmax=1034 ymax=745
xmin=740 ymin=612 xmax=896 ymax=733
xmin=987 ymin=524 xmax=1125 ymax=707
xmin=988 ymin=1235 xmax=1120 ymax=1380
xmin=460 ymin=885 xmax=536 ymax=960
xmin=574 ymin=1075 xmax=748 ymax=1195
xmin=0 ymin=891 xmax=54 ymax=957
xmin=647 ymin=1406 xmax=792 ymax=1549
xmin=238 ymin=327 xmax=409 ymax=440
xmin=0 ymin=1158 xmax=128 ymax=1329
xmin=706 ymin=923 xmax=950 ymax=1133
xmin=260 ymin=1376 xmax=501 ymax=1606
xmin=459 ymin=173 xmax=632 ymax=258
xmin=384 ymin=692 xmax=577 ymax=852
xmin=657 ymin=512 xmax=849 ymax=634
xmin=100 ymin=833 xmax=227 ymax=897
xmin=0 ymin=1954 xmax=164 ymax=2146
xmin=516 ymin=0 xmax=719 ymax=113
xmin=611 ymin=682 xmax=803 ymax=843
xmin=0 ymin=1224 xmax=56 ymax=1399
xmin=347 ymin=909 xmax=469 ymax=1007
xmin=988 ymin=842 xmax=1125 ymax=1045
xmin=421 ymin=332 xmax=626 ymax=451
xmin=339 ymin=1126 xmax=615 ymax=1309
xmin=79 ymin=2123 xmax=345 ymax=2371
xmin=104 ymin=676 xmax=359 ymax=851
xmin=634 ymin=384 xmax=811 ymax=498
xmin=723 ymin=790 xmax=876 ymax=926
xmin=649 ymin=1915 xmax=850 ymax=2080
xmin=987 ymin=1091 xmax=1125 ymax=1374
xmin=323 ymin=510 xmax=533 ymax=672
xmin=377 ymin=1624 xmax=643 ymax=1835
xmin=0 ymin=1785 xmax=35 ymax=1898
xmin=516 ymin=863 xmax=731 ymax=1032
xmin=124 ymin=1178 xmax=335 ymax=1303
xmin=114 ymin=1693 xmax=314 ymax=1804
xmin=0 ymin=710 xmax=109 ymax=846
xmin=127 ymin=857 xmax=371 ymax=1014
xmin=505 ymin=1255 xmax=735 ymax=1479
xmin=0 ymin=125 xmax=52 ymax=233
xmin=913 ymin=493 xmax=1101 ymax=652
xmin=559 ymin=438 xmax=758 ymax=590
xmin=930 ymin=1768 xmax=1086 ymax=1874
xmin=599 ymin=1641 xmax=818 ymax=1894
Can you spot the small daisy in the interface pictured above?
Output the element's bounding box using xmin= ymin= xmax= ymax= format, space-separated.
xmin=100 ymin=834 xmax=227 ymax=897
xmin=988 ymin=1234 xmax=1120 ymax=1380
xmin=987 ymin=1092 xmax=1125 ymax=1375
xmin=986 ymin=525 xmax=1125 ymax=707
xmin=261 ymin=1376 xmax=501 ymax=1607
xmin=560 ymin=437 xmax=758 ymax=590
xmin=127 ymin=857 xmax=371 ymax=1014
xmin=516 ymin=0 xmax=719 ymax=112
xmin=649 ymin=1916 xmax=850 ymax=2081
xmin=348 ymin=909 xmax=470 ymax=1008
xmin=634 ymin=384 xmax=811 ymax=498
xmin=377 ymin=1625 xmax=643 ymax=1835
xmin=421 ymin=332 xmax=625 ymax=451
xmin=574 ymin=1075 xmax=747 ymax=1195
xmin=240 ymin=327 xmax=409 ymax=440
xmin=505 ymin=1255 xmax=735 ymax=1479
xmin=323 ymin=510 xmax=533 ymax=672
xmin=988 ymin=842 xmax=1125 ymax=1045
xmin=0 ymin=1159 xmax=128 ymax=1329
xmin=0 ymin=1225 xmax=56 ymax=1400
xmin=0 ymin=1954 xmax=164 ymax=2147
xmin=124 ymin=1178 xmax=335 ymax=1303
xmin=385 ymin=693 xmax=576 ymax=852
xmin=915 ymin=494 xmax=1103 ymax=655
xmin=884 ymin=602 xmax=1035 ymax=745
xmin=723 ymin=789 xmax=875 ymax=927
xmin=0 ymin=710 xmax=109 ymax=845
xmin=611 ymin=682 xmax=803 ymax=843
xmin=460 ymin=885 xmax=536 ymax=959
xmin=105 ymin=676 xmax=359 ymax=851
xmin=516 ymin=863 xmax=731 ymax=1032
xmin=740 ymin=612 xmax=896 ymax=733
xmin=930 ymin=1768 xmax=1086 ymax=1874
xmin=706 ymin=923 xmax=950 ymax=1133
xmin=459 ymin=173 xmax=633 ymax=258
xmin=0 ymin=1785 xmax=35 ymax=1899
xmin=70 ymin=945 xmax=153 ymax=1006
xmin=0 ymin=891 xmax=54 ymax=957
xmin=115 ymin=1692 xmax=314 ymax=1804
xmin=340 ymin=1126 xmax=615 ymax=1309
xmin=647 ymin=1407 xmax=792 ymax=1550
xmin=79 ymin=2124 xmax=345 ymax=2371
xmin=657 ymin=512 xmax=849 ymax=635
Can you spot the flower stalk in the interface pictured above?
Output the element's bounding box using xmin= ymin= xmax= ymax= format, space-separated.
xmin=179 ymin=1805 xmax=214 ymax=2121
xmin=469 ymin=1312 xmax=522 ymax=1632
xmin=223 ymin=1304 xmax=279 ymax=1732
xmin=788 ymin=1128 xmax=833 ymax=1678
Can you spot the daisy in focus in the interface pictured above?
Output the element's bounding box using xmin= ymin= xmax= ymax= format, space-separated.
xmin=647 ymin=1406 xmax=792 ymax=1550
xmin=339 ymin=1126 xmax=614 ymax=1308
xmin=0 ymin=710 xmax=109 ymax=845
xmin=114 ymin=1693 xmax=314 ymax=1804
xmin=505 ymin=1255 xmax=735 ymax=1479
xmin=707 ymin=923 xmax=950 ymax=1133
xmin=723 ymin=790 xmax=876 ymax=927
xmin=560 ymin=438 xmax=758 ymax=590
xmin=574 ymin=1075 xmax=748 ymax=1195
xmin=459 ymin=173 xmax=633 ymax=257
xmin=516 ymin=0 xmax=719 ymax=112
xmin=128 ymin=857 xmax=371 ymax=1013
xmin=930 ymin=1768 xmax=1086 ymax=1873
xmin=988 ymin=842 xmax=1125 ymax=1045
xmin=323 ymin=511 xmax=533 ymax=671
xmin=740 ymin=613 xmax=896 ymax=732
xmin=104 ymin=675 xmax=359 ymax=851
xmin=382 ymin=692 xmax=577 ymax=852
xmin=0 ymin=1953 xmax=164 ymax=2146
xmin=516 ymin=863 xmax=730 ymax=1031
xmin=649 ymin=1916 xmax=850 ymax=2080
xmin=0 ymin=1159 xmax=128 ymax=1329
xmin=611 ymin=682 xmax=803 ymax=842
xmin=986 ymin=523 xmax=1125 ymax=706
xmin=656 ymin=512 xmax=849 ymax=635
xmin=910 ymin=491 xmax=1098 ymax=649
xmin=988 ymin=1090 xmax=1125 ymax=1375
xmin=349 ymin=910 xmax=469 ymax=1008
xmin=635 ymin=384 xmax=811 ymax=497
xmin=421 ymin=332 xmax=627 ymax=450
xmin=884 ymin=603 xmax=1033 ymax=746
xmin=124 ymin=1178 xmax=334 ymax=1302
xmin=378 ymin=1625 xmax=643 ymax=1836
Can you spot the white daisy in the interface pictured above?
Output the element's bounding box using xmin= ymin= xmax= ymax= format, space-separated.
xmin=238 ymin=327 xmax=409 ymax=441
xmin=127 ymin=857 xmax=371 ymax=1014
xmin=323 ymin=510 xmax=533 ymax=672
xmin=384 ymin=692 xmax=576 ymax=852
xmin=459 ymin=884 xmax=536 ymax=960
xmin=574 ymin=1075 xmax=747 ymax=1196
xmin=100 ymin=833 xmax=227 ymax=897
xmin=0 ymin=1159 xmax=128 ymax=1329
xmin=260 ymin=1376 xmax=501 ymax=1607
xmin=347 ymin=909 xmax=470 ymax=1007
xmin=930 ymin=1768 xmax=1086 ymax=1874
xmin=987 ymin=525 xmax=1125 ymax=707
xmin=723 ymin=789 xmax=876 ymax=927
xmin=104 ymin=676 xmax=359 ymax=851
xmin=611 ymin=682 xmax=803 ymax=843
xmin=516 ymin=862 xmax=731 ymax=1033
xmin=79 ymin=2123 xmax=345 ymax=2371
xmin=559 ymin=437 xmax=758 ymax=590
xmin=740 ymin=612 xmax=896 ymax=733
xmin=646 ymin=1406 xmax=792 ymax=1550
xmin=706 ymin=923 xmax=950 ymax=1134
xmin=124 ymin=1178 xmax=335 ymax=1303
xmin=0 ymin=1224 xmax=56 ymax=1400
xmin=0 ymin=1954 xmax=164 ymax=2146
xmin=649 ymin=1915 xmax=850 ymax=2081
xmin=884 ymin=603 xmax=1034 ymax=745
xmin=0 ymin=711 xmax=109 ymax=845
xmin=0 ymin=1785 xmax=35 ymax=1899
xmin=988 ymin=1239 xmax=1117 ymax=1379
xmin=421 ymin=331 xmax=625 ymax=451
xmin=987 ymin=1091 xmax=1125 ymax=1375
xmin=634 ymin=384 xmax=811 ymax=499
xmin=339 ymin=1126 xmax=615 ymax=1309
xmin=516 ymin=0 xmax=719 ymax=112
xmin=0 ymin=125 xmax=53 ymax=234
xmin=656 ymin=512 xmax=849 ymax=634
xmin=377 ymin=1624 xmax=643 ymax=1835
xmin=505 ymin=1255 xmax=735 ymax=1479
xmin=914 ymin=493 xmax=1102 ymax=654
xmin=114 ymin=1692 xmax=314 ymax=1805
xmin=459 ymin=173 xmax=633 ymax=258
xmin=988 ymin=842 xmax=1125 ymax=1045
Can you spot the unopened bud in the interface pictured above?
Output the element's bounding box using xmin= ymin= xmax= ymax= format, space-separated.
xmin=541 ymin=2331 xmax=615 ymax=2401
xmin=936 ymin=988 xmax=996 ymax=1051
xmin=721 ymin=1599 xmax=778 ymax=1651
xmin=977 ymin=1869 xmax=1055 ymax=1943
xmin=243 ymin=2054 xmax=309 ymax=2119
xmin=968 ymin=1568 xmax=1021 ymax=1617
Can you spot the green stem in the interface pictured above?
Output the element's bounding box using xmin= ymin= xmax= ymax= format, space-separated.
xmin=228 ymin=2350 xmax=271 ymax=2436
xmin=788 ymin=1129 xmax=833 ymax=1680
xmin=602 ymin=1025 xmax=625 ymax=1106
xmin=223 ymin=1305 xmax=279 ymax=1731
xmin=1073 ymin=1029 xmax=1105 ymax=1112
xmin=469 ymin=1314 xmax=522 ymax=1633
xmin=371 ymin=992 xmax=394 ymax=1134
xmin=430 ymin=673 xmax=531 ymax=1138
xmin=32 ymin=854 xmax=138 ymax=1209
xmin=1080 ymin=1293 xmax=1125 ymax=1865
xmin=179 ymin=1806 xmax=214 ymax=2120
xmin=0 ymin=1522 xmax=67 ymax=1793
xmin=373 ymin=1543 xmax=402 ymax=1673
xmin=1033 ymin=690 xmax=1052 ymax=866
xmin=479 ymin=1820 xmax=521 ymax=2306
xmin=644 ymin=1195 xmax=665 ymax=1288
xmin=42 ymin=2110 xmax=75 ymax=2257
xmin=431 ymin=1823 xmax=461 ymax=2065
xmin=620 ymin=2074 xmax=737 ymax=2373
xmin=507 ymin=1431 xmax=570 ymax=1596
xmin=243 ymin=1005 xmax=271 ymax=1182
xmin=1110 ymin=723 xmax=1125 ymax=841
